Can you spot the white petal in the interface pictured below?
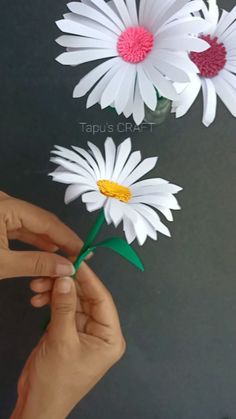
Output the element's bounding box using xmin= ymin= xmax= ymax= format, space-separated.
xmin=156 ymin=0 xmax=190 ymax=28
xmin=103 ymin=199 xmax=112 ymax=224
xmin=124 ymin=206 xmax=147 ymax=246
xmin=126 ymin=0 xmax=138 ymax=25
xmin=206 ymin=1 xmax=220 ymax=28
xmin=131 ymin=183 xmax=182 ymax=196
xmin=63 ymin=12 xmax=120 ymax=40
xmin=148 ymin=0 xmax=171 ymax=31
xmin=137 ymin=215 xmax=157 ymax=242
xmin=73 ymin=57 xmax=120 ymax=97
xmin=123 ymin=215 xmax=137 ymax=244
xmin=52 ymin=146 xmax=93 ymax=170
xmin=201 ymin=78 xmax=217 ymax=127
xmin=112 ymin=138 xmax=132 ymax=181
xmin=139 ymin=0 xmax=149 ymax=25
xmin=86 ymin=195 xmax=107 ymax=212
xmin=89 ymin=0 xmax=125 ymax=31
xmin=131 ymin=194 xmax=181 ymax=210
xmin=114 ymin=64 xmax=136 ymax=114
xmin=142 ymin=0 xmax=160 ymax=26
xmin=65 ymin=184 xmax=94 ymax=204
xmin=166 ymin=0 xmax=207 ymax=22
xmin=157 ymin=36 xmax=209 ymax=53
xmin=131 ymin=178 xmax=169 ymax=191
xmin=214 ymin=75 xmax=236 ymax=117
xmin=71 ymin=146 xmax=100 ymax=179
xmin=152 ymin=56 xmax=190 ymax=83
xmin=218 ymin=20 xmax=236 ymax=43
xmin=51 ymin=172 xmax=90 ymax=185
xmin=112 ymin=0 xmax=132 ymax=27
xmin=87 ymin=62 xmax=122 ymax=107
xmin=67 ymin=2 xmax=122 ymax=35
xmin=143 ymin=59 xmax=178 ymax=100
xmin=122 ymin=71 xmax=136 ymax=117
xmin=137 ymin=65 xmax=157 ymax=110
xmin=123 ymin=157 xmax=158 ymax=187
xmin=88 ymin=142 xmax=106 ymax=178
xmin=117 ymin=151 xmax=142 ymax=184
xmin=154 ymin=206 xmax=173 ymax=222
xmin=82 ymin=191 xmax=101 ymax=203
xmin=56 ymin=35 xmax=116 ymax=49
xmin=132 ymin=203 xmax=170 ymax=237
xmin=50 ymin=156 xmax=96 ymax=182
xmin=225 ymin=62 xmax=236 ymax=74
xmin=215 ymin=6 xmax=236 ymax=38
xmin=174 ymin=75 xmax=202 ymax=118
xmin=220 ymin=69 xmax=236 ymax=89
xmin=133 ymin=79 xmax=145 ymax=125
xmin=156 ymin=16 xmax=211 ymax=38
xmin=108 ymin=199 xmax=124 ymax=227
xmin=101 ymin=64 xmax=129 ymax=109
xmin=56 ymin=49 xmax=118 ymax=66
xmin=104 ymin=137 xmax=116 ymax=179
xmin=56 ymin=19 xmax=116 ymax=41
xmin=154 ymin=50 xmax=199 ymax=75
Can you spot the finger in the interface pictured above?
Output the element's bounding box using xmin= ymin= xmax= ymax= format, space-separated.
xmin=30 ymin=277 xmax=54 ymax=293
xmin=76 ymin=263 xmax=121 ymax=332
xmin=4 ymin=198 xmax=83 ymax=256
xmin=0 ymin=191 xmax=10 ymax=201
xmin=0 ymin=250 xmax=75 ymax=280
xmin=8 ymin=230 xmax=59 ymax=252
xmin=49 ymin=277 xmax=77 ymax=340
xmin=31 ymin=292 xmax=51 ymax=308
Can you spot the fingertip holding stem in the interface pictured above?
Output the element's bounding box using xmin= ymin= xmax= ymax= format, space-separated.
xmin=56 ymin=277 xmax=73 ymax=294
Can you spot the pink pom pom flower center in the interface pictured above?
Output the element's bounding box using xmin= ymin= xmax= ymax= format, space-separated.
xmin=190 ymin=35 xmax=227 ymax=78
xmin=117 ymin=26 xmax=154 ymax=64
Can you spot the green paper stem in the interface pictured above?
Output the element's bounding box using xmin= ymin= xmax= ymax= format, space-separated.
xmin=73 ymin=209 xmax=105 ymax=274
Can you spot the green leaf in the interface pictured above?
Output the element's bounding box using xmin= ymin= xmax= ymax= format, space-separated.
xmin=95 ymin=238 xmax=144 ymax=272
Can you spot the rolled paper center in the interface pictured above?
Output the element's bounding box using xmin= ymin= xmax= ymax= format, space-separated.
xmin=97 ymin=180 xmax=132 ymax=202
xmin=117 ymin=26 xmax=154 ymax=63
xmin=190 ymin=35 xmax=227 ymax=78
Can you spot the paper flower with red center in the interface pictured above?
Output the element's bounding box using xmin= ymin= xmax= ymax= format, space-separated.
xmin=172 ymin=1 xmax=236 ymax=127
xmin=55 ymin=0 xmax=210 ymax=125
xmin=49 ymin=137 xmax=182 ymax=249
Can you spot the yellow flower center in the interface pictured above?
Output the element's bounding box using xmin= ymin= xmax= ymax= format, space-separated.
xmin=97 ymin=179 xmax=132 ymax=203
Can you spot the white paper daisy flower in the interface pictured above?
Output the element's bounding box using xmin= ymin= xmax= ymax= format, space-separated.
xmin=50 ymin=137 xmax=182 ymax=246
xmin=55 ymin=0 xmax=210 ymax=125
xmin=172 ymin=1 xmax=236 ymax=127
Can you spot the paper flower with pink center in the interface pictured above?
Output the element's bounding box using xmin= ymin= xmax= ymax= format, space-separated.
xmin=55 ymin=0 xmax=210 ymax=125
xmin=50 ymin=137 xmax=182 ymax=247
xmin=172 ymin=1 xmax=236 ymax=127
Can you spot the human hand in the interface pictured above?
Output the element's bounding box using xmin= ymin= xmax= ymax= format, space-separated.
xmin=0 ymin=191 xmax=83 ymax=280
xmin=11 ymin=264 xmax=126 ymax=419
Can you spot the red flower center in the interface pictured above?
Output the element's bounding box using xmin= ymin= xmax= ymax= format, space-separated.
xmin=117 ymin=26 xmax=154 ymax=64
xmin=190 ymin=35 xmax=227 ymax=78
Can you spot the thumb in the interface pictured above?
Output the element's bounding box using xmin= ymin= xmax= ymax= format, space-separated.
xmin=0 ymin=250 xmax=75 ymax=280
xmin=49 ymin=276 xmax=77 ymax=340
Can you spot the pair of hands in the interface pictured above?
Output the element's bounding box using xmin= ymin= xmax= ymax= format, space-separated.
xmin=0 ymin=192 xmax=125 ymax=419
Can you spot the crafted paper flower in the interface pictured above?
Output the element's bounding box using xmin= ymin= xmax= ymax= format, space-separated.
xmin=172 ymin=1 xmax=236 ymax=127
xmin=55 ymin=0 xmax=210 ymax=125
xmin=50 ymin=137 xmax=182 ymax=246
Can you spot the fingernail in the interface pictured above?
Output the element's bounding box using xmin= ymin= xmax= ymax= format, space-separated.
xmin=55 ymin=263 xmax=75 ymax=277
xmin=56 ymin=277 xmax=72 ymax=294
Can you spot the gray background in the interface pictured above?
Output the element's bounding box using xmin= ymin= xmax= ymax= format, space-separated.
xmin=0 ymin=1 xmax=236 ymax=418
